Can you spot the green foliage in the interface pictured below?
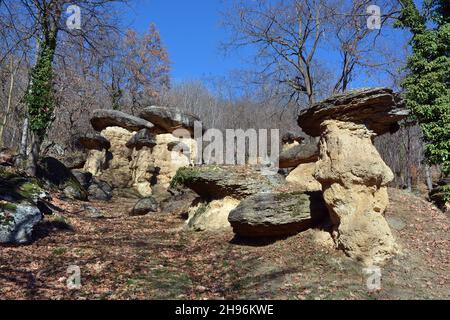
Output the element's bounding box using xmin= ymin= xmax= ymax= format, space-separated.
xmin=396 ymin=0 xmax=450 ymax=177
xmin=170 ymin=167 xmax=198 ymax=188
xmin=25 ymin=43 xmax=56 ymax=139
xmin=443 ymin=184 xmax=450 ymax=203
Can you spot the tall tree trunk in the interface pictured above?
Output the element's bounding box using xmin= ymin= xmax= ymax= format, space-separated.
xmin=424 ymin=164 xmax=433 ymax=192
xmin=27 ymin=132 xmax=41 ymax=176
xmin=19 ymin=117 xmax=29 ymax=158
xmin=0 ymin=57 xmax=16 ymax=146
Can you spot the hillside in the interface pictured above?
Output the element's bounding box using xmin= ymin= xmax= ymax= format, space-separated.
xmin=1 ymin=188 xmax=448 ymax=300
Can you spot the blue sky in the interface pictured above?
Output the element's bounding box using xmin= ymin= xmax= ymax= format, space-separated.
xmin=122 ymin=0 xmax=410 ymax=90
xmin=125 ymin=0 xmax=241 ymax=83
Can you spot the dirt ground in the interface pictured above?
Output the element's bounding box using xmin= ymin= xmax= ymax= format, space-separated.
xmin=0 ymin=188 xmax=448 ymax=300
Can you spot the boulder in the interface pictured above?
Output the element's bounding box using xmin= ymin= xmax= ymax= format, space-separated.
xmin=87 ymin=178 xmax=113 ymax=201
xmin=61 ymin=151 xmax=87 ymax=170
xmin=228 ymin=191 xmax=328 ymax=237
xmin=139 ymin=106 xmax=200 ymax=135
xmin=186 ymin=197 xmax=240 ymax=232
xmin=130 ymin=197 xmax=160 ymax=216
xmin=0 ymin=169 xmax=46 ymax=203
xmin=171 ymin=165 xmax=285 ymax=200
xmin=71 ymin=170 xmax=93 ymax=190
xmin=126 ymin=129 xmax=157 ymax=150
xmin=298 ymin=88 xmax=408 ymax=137
xmin=90 ymin=109 xmax=155 ymax=132
xmin=76 ymin=133 xmax=111 ymax=151
xmin=278 ymin=143 xmax=319 ymax=168
xmin=0 ymin=201 xmax=42 ymax=244
xmin=37 ymin=157 xmax=88 ymax=201
xmin=314 ymin=120 xmax=397 ymax=265
xmin=286 ymin=163 xmax=322 ymax=191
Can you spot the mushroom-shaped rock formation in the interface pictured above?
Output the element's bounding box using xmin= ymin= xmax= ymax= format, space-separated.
xmin=125 ymin=129 xmax=157 ymax=150
xmin=90 ymin=109 xmax=155 ymax=132
xmin=297 ymin=88 xmax=409 ymax=266
xmin=298 ymin=87 xmax=408 ymax=137
xmin=77 ymin=133 xmax=111 ymax=151
xmin=76 ymin=133 xmax=111 ymax=177
xmin=139 ymin=106 xmax=200 ymax=135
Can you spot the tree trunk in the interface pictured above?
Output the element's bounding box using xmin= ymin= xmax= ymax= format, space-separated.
xmin=19 ymin=117 xmax=29 ymax=158
xmin=0 ymin=57 xmax=16 ymax=146
xmin=424 ymin=164 xmax=433 ymax=192
xmin=27 ymin=132 xmax=41 ymax=176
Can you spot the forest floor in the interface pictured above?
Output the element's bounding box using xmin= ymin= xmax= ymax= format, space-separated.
xmin=0 ymin=188 xmax=449 ymax=300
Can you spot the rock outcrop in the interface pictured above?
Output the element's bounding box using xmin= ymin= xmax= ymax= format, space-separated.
xmin=0 ymin=169 xmax=47 ymax=244
xmin=81 ymin=107 xmax=200 ymax=198
xmin=91 ymin=109 xmax=155 ymax=132
xmin=228 ymin=191 xmax=328 ymax=237
xmin=139 ymin=106 xmax=200 ymax=134
xmin=278 ymin=143 xmax=319 ymax=168
xmin=298 ymin=87 xmax=408 ymax=137
xmin=130 ymin=197 xmax=160 ymax=216
xmin=0 ymin=201 xmax=42 ymax=244
xmin=186 ymin=197 xmax=240 ymax=232
xmin=286 ymin=162 xmax=322 ymax=191
xmin=37 ymin=157 xmax=88 ymax=201
xmin=172 ymin=165 xmax=285 ymax=200
xmin=297 ymin=88 xmax=409 ymax=265
xmin=77 ymin=133 xmax=111 ymax=151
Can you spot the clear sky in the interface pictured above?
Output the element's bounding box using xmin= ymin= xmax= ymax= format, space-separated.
xmin=123 ymin=0 xmax=409 ymax=89
xmin=126 ymin=0 xmax=242 ymax=83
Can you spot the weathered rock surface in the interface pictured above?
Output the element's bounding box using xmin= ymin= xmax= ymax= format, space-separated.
xmin=98 ymin=126 xmax=135 ymax=188
xmin=286 ymin=163 xmax=322 ymax=191
xmin=61 ymin=151 xmax=87 ymax=170
xmin=83 ymin=149 xmax=107 ymax=176
xmin=278 ymin=143 xmax=319 ymax=168
xmin=0 ymin=201 xmax=42 ymax=244
xmin=186 ymin=197 xmax=240 ymax=232
xmin=172 ymin=165 xmax=285 ymax=200
xmin=77 ymin=133 xmax=111 ymax=151
xmin=0 ymin=169 xmax=47 ymax=245
xmin=139 ymin=106 xmax=200 ymax=134
xmin=126 ymin=129 xmax=156 ymax=150
xmin=298 ymin=88 xmax=408 ymax=137
xmin=88 ymin=178 xmax=113 ymax=201
xmin=131 ymin=133 xmax=198 ymax=193
xmin=71 ymin=170 xmax=93 ymax=190
xmin=91 ymin=109 xmax=155 ymax=132
xmin=314 ymin=120 xmax=397 ymax=265
xmin=130 ymin=197 xmax=160 ymax=216
xmin=228 ymin=191 xmax=328 ymax=237
xmin=37 ymin=157 xmax=87 ymax=201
